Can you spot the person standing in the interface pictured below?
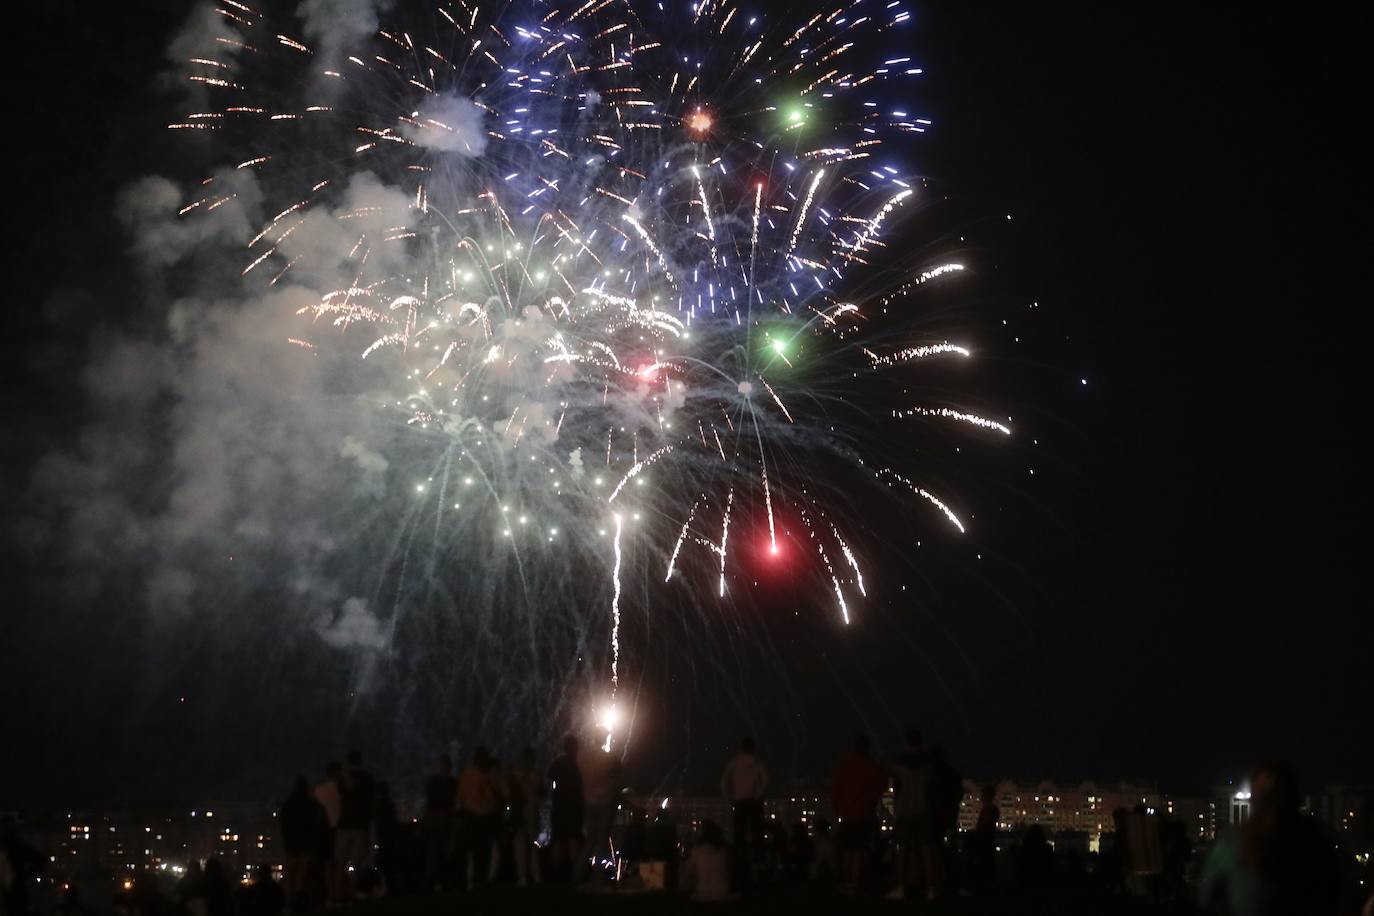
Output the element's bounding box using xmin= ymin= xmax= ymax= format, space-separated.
xmin=811 ymin=819 xmax=838 ymax=881
xmin=923 ymin=744 xmax=962 ymax=899
xmin=457 ymin=747 xmax=500 ymax=889
xmin=200 ymin=858 xmax=232 ymax=916
xmin=721 ymin=737 xmax=769 ymax=887
xmin=372 ymin=781 xmax=402 ymax=894
xmin=966 ymin=784 xmax=1000 ymax=895
xmin=485 ymin=756 xmax=509 ymax=885
xmin=334 ymin=750 xmax=376 ymax=899
xmin=313 ymin=762 xmax=342 ymax=901
xmin=421 ymin=755 xmax=457 ymax=890
xmin=830 ymin=735 xmax=888 ymax=894
xmin=510 ymin=747 xmax=544 ymax=886
xmin=547 ymin=735 xmax=585 ymax=882
xmin=782 ymin=821 xmax=815 ymax=884
xmin=885 ymin=728 xmax=928 ymax=900
xmin=235 ymin=864 xmax=283 ymax=916
xmin=577 ymin=739 xmax=624 ymax=885
xmin=0 ymin=816 xmax=45 ymax=916
xmin=175 ymin=862 xmax=207 ymax=916
xmin=1198 ymin=761 xmax=1344 ymax=915
xmin=280 ymin=775 xmax=328 ymax=911
xmin=313 ymin=762 xmax=342 ymax=832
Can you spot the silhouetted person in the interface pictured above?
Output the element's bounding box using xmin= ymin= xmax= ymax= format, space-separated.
xmin=885 ymin=728 xmax=927 ymax=900
xmin=650 ymin=804 xmax=682 ymax=889
xmin=421 ymin=755 xmax=457 ymax=890
xmin=1357 ymin=798 xmax=1374 ymax=916
xmin=236 ymin=864 xmax=283 ymax=916
xmin=1016 ymin=825 xmax=1054 ymax=891
xmin=965 ymin=783 xmax=999 ymax=895
xmin=721 ymin=737 xmax=769 ymax=888
xmin=55 ymin=882 xmax=94 ymax=916
xmin=811 ymin=818 xmax=838 ymax=881
xmin=577 ymin=737 xmax=623 ymax=885
xmin=547 ymin=734 xmax=585 ymax=882
xmin=485 ymin=756 xmax=509 ymax=884
xmin=373 ymin=781 xmax=403 ymax=894
xmin=127 ymin=871 xmax=176 ymax=916
xmin=1098 ymin=806 xmax=1131 ymax=895
xmin=925 ymin=744 xmax=963 ymax=898
xmin=620 ymin=805 xmax=650 ymax=866
xmin=765 ymin=818 xmax=788 ymax=879
xmin=280 ymin=774 xmax=328 ymax=911
xmin=352 ymin=865 xmax=384 ymax=899
xmin=510 ymin=747 xmax=543 ymax=886
xmin=313 ymin=762 xmax=342 ymax=829
xmin=66 ymin=855 xmax=114 ymax=916
xmin=457 ymin=746 xmax=500 ymax=889
xmin=680 ymin=820 xmax=734 ymax=902
xmin=313 ymin=761 xmax=342 ymax=900
xmin=1125 ymin=801 xmax=1165 ymax=897
xmin=1199 ymin=761 xmax=1343 ymax=915
xmin=175 ymin=861 xmax=207 ymax=916
xmin=200 ymin=858 xmax=232 ymax=916
xmin=1061 ymin=847 xmax=1087 ymax=888
xmin=782 ymin=821 xmax=814 ymax=884
xmin=67 ymin=843 xmax=114 ymax=916
xmin=333 ymin=750 xmax=375 ymax=899
xmin=0 ymin=816 xmax=44 ymax=916
xmin=831 ymin=734 xmax=887 ymax=894
xmin=1162 ymin=814 xmax=1193 ymax=901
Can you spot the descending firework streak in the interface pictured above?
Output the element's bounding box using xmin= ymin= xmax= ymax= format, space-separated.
xmin=170 ymin=0 xmax=1012 ymax=741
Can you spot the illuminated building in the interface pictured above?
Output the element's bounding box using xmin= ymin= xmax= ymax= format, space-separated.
xmin=956 ymin=780 xmax=1215 ymax=847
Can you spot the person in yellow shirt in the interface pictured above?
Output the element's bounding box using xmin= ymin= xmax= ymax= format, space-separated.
xmin=457 ymin=748 xmax=500 ymax=888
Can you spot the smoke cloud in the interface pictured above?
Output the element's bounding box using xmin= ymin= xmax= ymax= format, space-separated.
xmin=402 ymin=94 xmax=489 ymax=157
xmin=118 ymin=169 xmax=264 ymax=269
xmin=315 ymin=596 xmax=389 ymax=651
xmin=296 ymin=0 xmax=395 ymax=64
xmin=18 ymin=0 xmax=638 ymax=778
xmin=26 ymin=26 xmax=409 ymax=642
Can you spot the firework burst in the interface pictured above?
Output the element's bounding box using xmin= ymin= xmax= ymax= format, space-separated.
xmin=168 ymin=0 xmax=1009 ymax=747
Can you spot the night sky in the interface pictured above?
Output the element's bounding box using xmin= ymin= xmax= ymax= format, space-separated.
xmin=3 ymin=2 xmax=1369 ymax=811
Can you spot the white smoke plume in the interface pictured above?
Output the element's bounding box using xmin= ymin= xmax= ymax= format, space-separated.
xmin=27 ymin=54 xmax=411 ymax=642
xmin=296 ymin=0 xmax=395 ymax=64
xmin=402 ymin=94 xmax=489 ymax=157
xmin=315 ymin=597 xmax=389 ymax=651
xmin=166 ymin=3 xmax=246 ymax=66
xmin=22 ymin=0 xmax=436 ymax=679
xmin=118 ymin=169 xmax=264 ymax=269
xmin=276 ymin=172 xmax=414 ymax=277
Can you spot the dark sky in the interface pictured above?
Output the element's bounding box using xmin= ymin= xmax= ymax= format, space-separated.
xmin=3 ymin=2 xmax=1369 ymax=810
xmin=912 ymin=2 xmax=1370 ymax=789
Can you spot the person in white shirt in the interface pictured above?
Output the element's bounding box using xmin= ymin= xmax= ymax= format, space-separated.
xmin=681 ymin=821 xmax=735 ymax=902
xmin=720 ymin=737 xmax=769 ymax=884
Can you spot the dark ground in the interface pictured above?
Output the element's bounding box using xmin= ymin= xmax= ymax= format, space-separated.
xmin=338 ymin=886 xmax=1192 ymax=915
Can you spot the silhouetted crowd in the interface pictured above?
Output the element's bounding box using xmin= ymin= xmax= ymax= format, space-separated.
xmin=252 ymin=736 xmax=629 ymax=909
xmin=2 ymin=739 xmax=1370 ymax=916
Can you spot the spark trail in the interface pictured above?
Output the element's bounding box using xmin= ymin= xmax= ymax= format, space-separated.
xmin=162 ymin=0 xmax=1018 ymax=744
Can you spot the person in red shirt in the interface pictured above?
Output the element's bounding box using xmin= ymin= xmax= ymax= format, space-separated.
xmin=830 ymin=735 xmax=889 ymax=893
